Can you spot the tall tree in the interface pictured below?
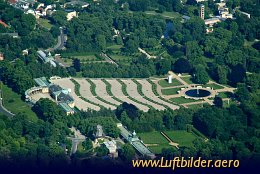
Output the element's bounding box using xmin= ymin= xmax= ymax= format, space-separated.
xmin=193 ymin=65 xmax=209 ymax=84
xmin=73 ymin=58 xmax=81 ymax=72
xmin=229 ymin=64 xmax=246 ymax=84
xmin=173 ymin=58 xmax=192 ymax=73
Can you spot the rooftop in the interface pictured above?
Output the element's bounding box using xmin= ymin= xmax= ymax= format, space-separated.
xmin=49 ymin=84 xmax=63 ymax=93
xmin=34 ymin=77 xmax=50 ymax=87
xmin=0 ymin=20 xmax=8 ymax=27
xmin=57 ymin=92 xmax=74 ymax=103
xmin=59 ymin=102 xmax=74 ymax=113
xmin=0 ymin=33 xmax=19 ymax=38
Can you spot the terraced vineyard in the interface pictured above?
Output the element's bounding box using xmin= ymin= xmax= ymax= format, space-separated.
xmin=50 ymin=78 xmax=180 ymax=112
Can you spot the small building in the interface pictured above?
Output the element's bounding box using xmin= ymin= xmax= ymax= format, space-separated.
xmin=103 ymin=140 xmax=118 ymax=158
xmin=34 ymin=77 xmax=50 ymax=93
xmin=168 ymin=75 xmax=173 ymax=84
xmin=200 ymin=4 xmax=205 ymax=20
xmin=239 ymin=11 xmax=251 ymax=19
xmin=204 ymin=18 xmax=221 ymax=27
xmin=219 ymin=7 xmax=233 ymax=19
xmin=37 ymin=50 xmax=56 ymax=67
xmin=96 ymin=125 xmax=104 ymax=138
xmin=0 ymin=53 xmax=4 ymax=61
xmin=104 ymin=140 xmax=117 ymax=154
xmin=66 ymin=11 xmax=77 ymax=21
xmin=0 ymin=33 xmax=19 ymax=38
xmin=22 ymin=49 xmax=29 ymax=55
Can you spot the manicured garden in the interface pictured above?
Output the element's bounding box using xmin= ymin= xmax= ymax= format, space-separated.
xmin=170 ymin=97 xmax=200 ymax=104
xmin=138 ymin=130 xmax=197 ymax=154
xmin=164 ymin=130 xmax=197 ymax=147
xmin=161 ymin=88 xmax=181 ymax=95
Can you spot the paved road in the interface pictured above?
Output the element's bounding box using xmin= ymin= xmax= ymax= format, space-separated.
xmin=0 ymin=90 xmax=15 ymax=117
xmin=45 ymin=27 xmax=67 ymax=52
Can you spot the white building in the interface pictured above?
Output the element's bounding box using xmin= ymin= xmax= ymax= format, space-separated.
xmin=168 ymin=75 xmax=173 ymax=84
xmin=200 ymin=4 xmax=205 ymax=20
xmin=67 ymin=11 xmax=77 ymax=21
xmin=239 ymin=11 xmax=251 ymax=19
xmin=103 ymin=140 xmax=117 ymax=154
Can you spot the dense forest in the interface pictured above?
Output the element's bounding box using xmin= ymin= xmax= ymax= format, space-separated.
xmin=0 ymin=0 xmax=259 ymax=171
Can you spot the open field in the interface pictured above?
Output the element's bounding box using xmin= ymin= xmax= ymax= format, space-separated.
xmin=158 ymin=79 xmax=183 ymax=87
xmin=2 ymin=84 xmax=38 ymax=122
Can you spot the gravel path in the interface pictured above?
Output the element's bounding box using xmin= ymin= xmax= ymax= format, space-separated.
xmin=106 ymin=79 xmax=149 ymax=112
xmin=91 ymin=79 xmax=122 ymax=106
xmin=50 ymin=78 xmax=100 ymax=111
xmin=75 ymin=79 xmax=117 ymax=110
xmin=122 ymin=80 xmax=165 ymax=110
xmin=137 ymin=79 xmax=180 ymax=110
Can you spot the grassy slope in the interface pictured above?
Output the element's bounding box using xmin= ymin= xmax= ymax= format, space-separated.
xmin=2 ymin=84 xmax=38 ymax=122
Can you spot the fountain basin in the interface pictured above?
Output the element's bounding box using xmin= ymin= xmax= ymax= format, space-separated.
xmin=185 ymin=89 xmax=211 ymax=98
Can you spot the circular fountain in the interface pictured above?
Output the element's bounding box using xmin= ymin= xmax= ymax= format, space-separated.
xmin=185 ymin=89 xmax=211 ymax=98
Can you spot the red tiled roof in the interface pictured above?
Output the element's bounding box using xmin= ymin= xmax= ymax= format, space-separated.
xmin=8 ymin=0 xmax=17 ymax=4
xmin=0 ymin=20 xmax=8 ymax=27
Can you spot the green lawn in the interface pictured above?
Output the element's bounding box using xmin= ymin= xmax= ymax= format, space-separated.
xmin=164 ymin=130 xmax=197 ymax=148
xmin=138 ymin=131 xmax=171 ymax=154
xmin=109 ymin=54 xmax=136 ymax=65
xmin=204 ymin=83 xmax=224 ymax=90
xmin=107 ymin=45 xmax=123 ymax=51
xmin=186 ymin=104 xmax=204 ymax=110
xmin=1 ymin=84 xmax=38 ymax=122
xmin=138 ymin=130 xmax=197 ymax=154
xmin=158 ymin=79 xmax=182 ymax=87
xmin=62 ymin=52 xmax=100 ymax=57
xmin=181 ymin=76 xmax=194 ymax=84
xmin=161 ymin=88 xmax=181 ymax=95
xmin=170 ymin=97 xmax=200 ymax=104
xmin=38 ymin=18 xmax=53 ymax=30
xmin=74 ymin=55 xmax=103 ymax=61
xmin=145 ymin=11 xmax=181 ymax=19
xmin=109 ymin=54 xmax=135 ymax=61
